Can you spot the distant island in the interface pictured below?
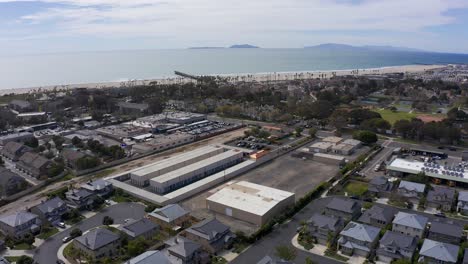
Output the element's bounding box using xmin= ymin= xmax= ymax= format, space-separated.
xmin=189 ymin=44 xmax=259 ymax=49
xmin=304 ymin=43 xmax=425 ymax=53
xmin=229 ymin=44 xmax=259 ymax=49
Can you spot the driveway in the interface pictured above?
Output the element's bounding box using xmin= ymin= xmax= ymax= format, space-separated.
xmin=32 ymin=203 xmax=146 ymax=264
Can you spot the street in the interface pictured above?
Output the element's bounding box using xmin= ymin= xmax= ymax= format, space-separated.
xmin=32 ymin=203 xmax=145 ymax=264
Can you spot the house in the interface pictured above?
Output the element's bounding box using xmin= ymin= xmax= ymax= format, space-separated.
xmin=427 ymin=221 xmax=463 ymax=244
xmin=118 ymin=218 xmax=159 ymax=240
xmin=184 ymin=218 xmax=235 ymax=254
xmin=376 ymin=231 xmax=417 ymax=263
xmin=0 ymin=142 xmax=32 ymax=161
xmin=61 ymin=149 xmax=86 ymax=169
xmin=0 ymin=168 xmax=27 ymax=198
xmin=392 ymin=212 xmax=428 ymax=238
xmin=463 ymin=249 xmax=468 ymax=264
xmin=337 ymin=221 xmax=381 ymax=257
xmin=0 ymin=211 xmax=41 ymax=239
xmin=15 ymin=152 xmax=52 ymax=178
xmin=74 ymin=227 xmax=120 ymax=260
xmin=30 ymin=197 xmax=68 ymax=225
xmin=117 ymin=102 xmax=149 ymax=115
xmin=65 ymin=188 xmax=97 ymax=210
xmin=426 ymin=185 xmax=455 ymax=212
xmin=308 ymin=142 xmax=333 ymax=153
xmin=164 ymin=236 xmax=210 ymax=264
xmin=457 ymin=191 xmax=468 ymax=215
xmin=358 ymin=205 xmax=396 ymax=228
xmin=124 ymin=250 xmax=171 ymax=264
xmin=306 ymin=213 xmax=345 ymax=245
xmin=324 ymin=198 xmax=361 ymax=221
xmin=80 ymin=180 xmax=113 ymax=197
xmin=397 ymin=180 xmax=426 ymax=202
xmin=148 ymin=204 xmax=191 ymax=229
xmin=257 ymin=255 xmax=294 ymax=264
xmin=368 ymin=176 xmax=393 ymax=197
xmin=9 ymin=100 xmax=32 ymax=112
xmin=418 ymin=239 xmax=459 ymax=264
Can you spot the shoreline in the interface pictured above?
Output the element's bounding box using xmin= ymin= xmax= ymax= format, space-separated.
xmin=0 ymin=64 xmax=445 ymax=96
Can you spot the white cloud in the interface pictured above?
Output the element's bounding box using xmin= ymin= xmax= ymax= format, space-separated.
xmin=1 ymin=0 xmax=468 ymax=49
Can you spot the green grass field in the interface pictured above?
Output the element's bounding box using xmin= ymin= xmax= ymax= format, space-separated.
xmin=373 ymin=109 xmax=417 ymax=125
xmin=344 ymin=181 xmax=368 ymax=196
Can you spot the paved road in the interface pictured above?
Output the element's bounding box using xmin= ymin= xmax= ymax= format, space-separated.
xmin=231 ymin=197 xmax=340 ymax=264
xmin=33 ymin=203 xmax=145 ymax=264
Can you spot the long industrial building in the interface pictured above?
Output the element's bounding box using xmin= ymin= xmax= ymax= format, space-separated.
xmin=387 ymin=158 xmax=468 ymax=184
xmin=206 ymin=181 xmax=295 ymax=226
xmin=149 ymin=149 xmax=243 ymax=194
xmin=130 ymin=145 xmax=224 ymax=186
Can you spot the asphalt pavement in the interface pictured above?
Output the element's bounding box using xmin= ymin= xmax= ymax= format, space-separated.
xmin=33 ymin=203 xmax=145 ymax=264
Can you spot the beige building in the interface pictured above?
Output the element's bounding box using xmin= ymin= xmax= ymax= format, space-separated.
xmin=308 ymin=142 xmax=334 ymax=153
xmin=206 ymin=181 xmax=295 ymax=226
xmin=322 ymin=136 xmax=343 ymax=144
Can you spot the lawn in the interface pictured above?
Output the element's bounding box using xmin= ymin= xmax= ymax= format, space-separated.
xmin=373 ymin=109 xmax=417 ymax=125
xmin=13 ymin=242 xmax=35 ymax=250
xmin=37 ymin=227 xmax=59 ymax=239
xmin=5 ymin=256 xmax=21 ymax=262
xmin=344 ymin=181 xmax=368 ymax=196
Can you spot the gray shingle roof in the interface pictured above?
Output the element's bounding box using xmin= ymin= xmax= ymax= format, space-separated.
xmin=459 ymin=191 xmax=468 ymax=202
xmin=358 ymin=205 xmax=395 ymax=224
xmin=427 ymin=185 xmax=455 ymax=202
xmin=81 ymin=179 xmax=111 ymax=192
xmin=187 ymin=218 xmax=230 ymax=241
xmin=75 ymin=228 xmax=120 ymax=250
xmin=0 ymin=168 xmax=24 ymax=188
xmin=119 ymin=218 xmax=159 ymax=238
xmin=257 ymin=255 xmax=294 ymax=264
xmin=166 ymin=237 xmax=201 ymax=258
xmin=393 ymin=212 xmax=428 ymax=229
xmin=18 ymin=152 xmax=50 ymax=169
xmin=61 ymin=149 xmax=86 ymax=162
xmin=34 ymin=197 xmax=66 ymax=214
xmin=326 ymin=198 xmax=360 ymax=214
xmin=379 ymin=230 xmax=417 ymax=250
xmin=429 ymin=221 xmax=463 ymax=239
xmin=124 ymin=250 xmax=171 ymax=264
xmin=398 ymin=180 xmax=425 ymax=193
xmin=370 ymin=176 xmax=389 ymax=186
xmin=340 ymin=221 xmax=380 ymax=242
xmin=149 ymin=204 xmax=189 ymax=223
xmin=0 ymin=211 xmax=38 ymax=227
xmin=308 ymin=213 xmax=342 ymax=232
xmin=419 ymin=239 xmax=459 ymax=263
xmin=2 ymin=142 xmax=30 ymax=155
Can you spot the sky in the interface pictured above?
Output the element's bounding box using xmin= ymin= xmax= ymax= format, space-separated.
xmin=1 ymin=0 xmax=468 ymax=55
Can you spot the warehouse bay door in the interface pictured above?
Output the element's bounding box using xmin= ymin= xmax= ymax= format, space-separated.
xmin=225 ymin=208 xmax=233 ymax=217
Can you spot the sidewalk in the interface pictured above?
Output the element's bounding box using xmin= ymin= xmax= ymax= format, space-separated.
xmin=57 ymin=241 xmax=72 ymax=264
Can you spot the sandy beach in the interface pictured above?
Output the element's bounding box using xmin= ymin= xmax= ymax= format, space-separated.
xmin=0 ymin=64 xmax=444 ymax=96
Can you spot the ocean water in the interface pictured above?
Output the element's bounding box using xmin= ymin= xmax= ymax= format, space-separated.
xmin=1 ymin=48 xmax=468 ymax=90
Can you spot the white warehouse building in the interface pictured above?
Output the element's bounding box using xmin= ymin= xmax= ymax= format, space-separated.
xmin=130 ymin=145 xmax=224 ymax=187
xmin=206 ymin=181 xmax=295 ymax=226
xmin=149 ymin=150 xmax=244 ymax=194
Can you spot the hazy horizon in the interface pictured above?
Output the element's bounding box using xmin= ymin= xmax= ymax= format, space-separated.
xmin=1 ymin=0 xmax=468 ymax=55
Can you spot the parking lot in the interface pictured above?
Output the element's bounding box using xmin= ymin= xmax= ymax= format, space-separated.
xmin=181 ymin=153 xmax=340 ymax=235
xmin=175 ymin=120 xmax=235 ymax=136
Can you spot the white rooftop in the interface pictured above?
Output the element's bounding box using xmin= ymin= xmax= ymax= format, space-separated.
xmin=206 ymin=181 xmax=295 ymax=216
xmin=150 ymin=149 xmax=241 ymax=184
xmin=131 ymin=145 xmax=223 ymax=178
xmin=310 ymin=142 xmax=334 ymax=149
xmin=387 ymin=158 xmax=468 ymax=183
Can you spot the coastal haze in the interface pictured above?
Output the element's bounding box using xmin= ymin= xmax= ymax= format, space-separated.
xmin=1 ymin=48 xmax=468 ymax=91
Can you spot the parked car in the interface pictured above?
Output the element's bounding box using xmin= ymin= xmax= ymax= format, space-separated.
xmin=57 ymin=222 xmax=66 ymax=228
xmin=62 ymin=236 xmax=72 ymax=243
